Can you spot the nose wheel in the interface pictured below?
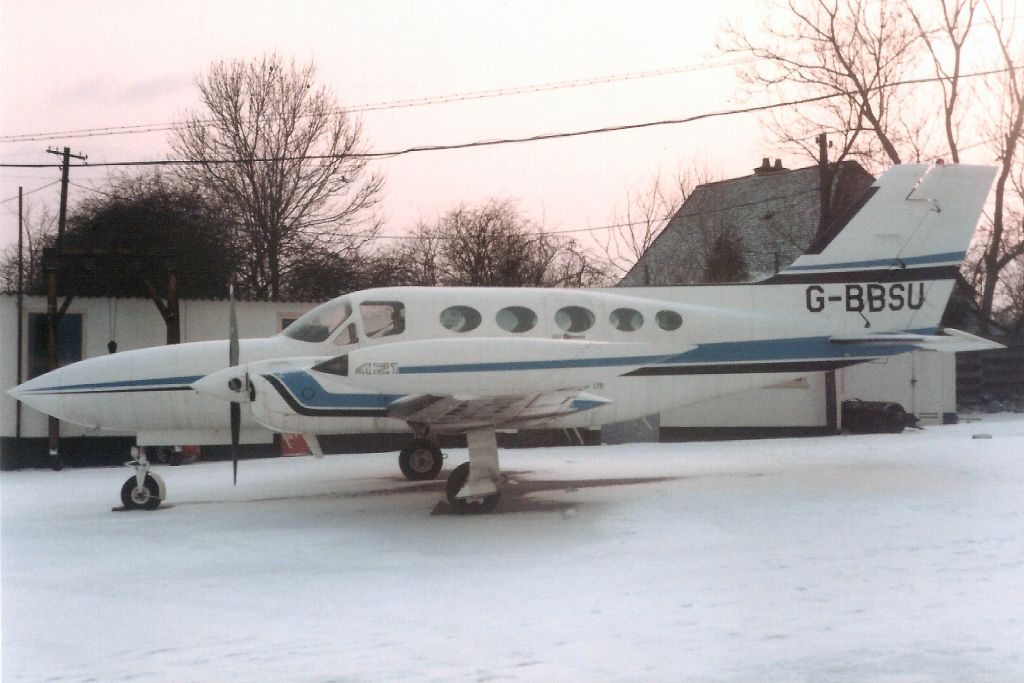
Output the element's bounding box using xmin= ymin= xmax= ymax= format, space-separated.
xmin=118 ymin=447 xmax=166 ymax=511
xmin=120 ymin=473 xmax=165 ymax=510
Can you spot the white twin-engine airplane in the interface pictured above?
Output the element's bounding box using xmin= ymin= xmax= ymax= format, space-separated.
xmin=9 ymin=163 xmax=1004 ymax=513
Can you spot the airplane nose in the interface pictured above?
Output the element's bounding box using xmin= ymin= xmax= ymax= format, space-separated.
xmin=7 ymin=366 xmax=85 ymax=423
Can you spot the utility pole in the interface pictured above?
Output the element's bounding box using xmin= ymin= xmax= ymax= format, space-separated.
xmin=43 ymin=146 xmax=87 ymax=470
xmin=16 ymin=187 xmax=24 ymax=439
xmin=47 ymin=146 xmax=87 ymax=245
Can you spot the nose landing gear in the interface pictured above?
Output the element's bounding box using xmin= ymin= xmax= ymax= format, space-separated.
xmin=118 ymin=447 xmax=166 ymax=511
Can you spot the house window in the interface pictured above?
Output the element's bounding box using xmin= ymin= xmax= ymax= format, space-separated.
xmin=279 ymin=315 xmax=301 ymax=332
xmin=27 ymin=313 xmax=83 ymax=379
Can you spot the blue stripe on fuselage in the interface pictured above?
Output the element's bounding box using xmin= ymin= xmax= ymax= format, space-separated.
xmin=397 ymin=334 xmax=929 ymax=375
xmin=398 ymin=354 xmax=670 ymax=375
xmin=780 ymin=251 xmax=964 ymax=273
xmin=20 ymin=375 xmax=204 ymax=394
xmin=271 ymin=371 xmax=403 ymax=409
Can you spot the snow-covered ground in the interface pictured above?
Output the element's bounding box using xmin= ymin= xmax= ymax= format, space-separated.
xmin=2 ymin=416 xmax=1023 ymax=682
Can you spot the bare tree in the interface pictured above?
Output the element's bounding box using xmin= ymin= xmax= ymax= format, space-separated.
xmin=721 ymin=0 xmax=921 ymax=172
xmin=973 ymin=2 xmax=1024 ymax=333
xmin=171 ymin=53 xmax=383 ymax=300
xmin=725 ymin=0 xmax=1024 ymax=331
xmin=904 ymin=0 xmax=980 ymax=163
xmin=392 ymin=199 xmax=608 ymax=288
xmin=0 ymin=202 xmax=56 ymax=293
xmin=603 ymin=166 xmax=716 ymax=283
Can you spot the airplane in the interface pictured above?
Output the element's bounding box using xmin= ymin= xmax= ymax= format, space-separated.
xmin=8 ymin=163 xmax=1004 ymax=514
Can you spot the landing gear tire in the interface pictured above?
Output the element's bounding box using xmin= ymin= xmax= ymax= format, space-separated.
xmin=399 ymin=439 xmax=444 ymax=481
xmin=445 ymin=462 xmax=501 ymax=514
xmin=120 ymin=474 xmax=163 ymax=510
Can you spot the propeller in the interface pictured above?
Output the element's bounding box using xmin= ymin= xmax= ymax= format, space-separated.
xmin=229 ymin=283 xmax=240 ymax=485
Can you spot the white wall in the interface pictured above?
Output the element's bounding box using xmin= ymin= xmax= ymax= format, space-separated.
xmin=1 ymin=295 xmax=317 ymax=438
xmin=661 ymin=375 xmax=829 ymax=428
xmin=839 ymin=351 xmax=955 ymax=424
xmin=660 ymin=352 xmax=956 ymax=430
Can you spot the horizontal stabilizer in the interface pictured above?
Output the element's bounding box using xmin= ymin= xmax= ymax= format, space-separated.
xmin=830 ymin=328 xmax=1004 ymax=353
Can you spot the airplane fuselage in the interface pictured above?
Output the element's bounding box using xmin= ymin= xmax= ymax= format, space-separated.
xmin=13 ymin=280 xmax=946 ymax=446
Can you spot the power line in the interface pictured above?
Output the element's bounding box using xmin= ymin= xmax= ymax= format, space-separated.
xmin=1 ymin=180 xmax=61 ymax=204
xmin=0 ymin=66 xmax=1016 ymax=172
xmin=0 ymin=59 xmax=745 ymax=144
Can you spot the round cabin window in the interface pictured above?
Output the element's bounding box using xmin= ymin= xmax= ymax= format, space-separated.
xmin=609 ymin=308 xmax=644 ymax=332
xmin=439 ymin=305 xmax=482 ymax=333
xmin=554 ymin=306 xmax=595 ymax=333
xmin=656 ymin=310 xmax=683 ymax=331
xmin=495 ymin=306 xmax=538 ymax=333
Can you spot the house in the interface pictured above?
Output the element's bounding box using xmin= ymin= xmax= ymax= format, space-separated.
xmin=620 ymin=158 xmax=876 ymax=286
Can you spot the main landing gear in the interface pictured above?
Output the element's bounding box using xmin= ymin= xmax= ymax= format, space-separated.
xmin=398 ymin=429 xmax=504 ymax=513
xmin=398 ymin=438 xmax=444 ymax=481
xmin=445 ymin=428 xmax=503 ymax=514
xmin=119 ymin=447 xmax=166 ymax=511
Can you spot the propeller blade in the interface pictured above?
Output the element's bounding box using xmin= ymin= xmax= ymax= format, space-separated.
xmin=230 ymin=401 xmax=240 ymax=485
xmin=228 ymin=283 xmax=239 ymax=368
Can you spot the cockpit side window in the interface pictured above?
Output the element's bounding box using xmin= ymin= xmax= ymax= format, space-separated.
xmin=361 ymin=301 xmax=405 ymax=339
xmin=334 ymin=322 xmax=358 ymax=346
xmin=282 ymin=297 xmax=353 ymax=343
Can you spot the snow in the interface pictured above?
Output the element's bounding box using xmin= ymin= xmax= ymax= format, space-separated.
xmin=3 ymin=416 xmax=1024 ymax=682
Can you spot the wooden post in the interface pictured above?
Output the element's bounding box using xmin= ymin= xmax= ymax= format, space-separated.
xmin=15 ymin=187 xmax=23 ymax=438
xmin=46 ymin=258 xmax=60 ymax=461
xmin=167 ymin=263 xmax=180 ymax=345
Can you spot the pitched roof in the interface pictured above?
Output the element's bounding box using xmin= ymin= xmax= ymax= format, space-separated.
xmin=618 ymin=160 xmax=874 ymax=286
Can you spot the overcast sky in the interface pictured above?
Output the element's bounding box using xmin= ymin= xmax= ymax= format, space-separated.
xmin=1 ymin=0 xmax=809 ymax=257
xmin=0 ymin=0 xmax=782 ymax=254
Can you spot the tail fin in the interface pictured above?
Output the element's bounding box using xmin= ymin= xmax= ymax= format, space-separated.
xmin=772 ymin=163 xmax=996 ymax=282
xmin=766 ymin=163 xmax=995 ymax=332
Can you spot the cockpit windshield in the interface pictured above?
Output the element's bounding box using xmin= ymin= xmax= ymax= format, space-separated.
xmin=282 ymin=297 xmax=353 ymax=343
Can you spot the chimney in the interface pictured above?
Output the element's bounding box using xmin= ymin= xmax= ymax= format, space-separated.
xmin=754 ymin=157 xmax=788 ymax=176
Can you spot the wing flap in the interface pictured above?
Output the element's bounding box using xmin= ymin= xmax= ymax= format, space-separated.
xmin=388 ymin=390 xmax=611 ymax=432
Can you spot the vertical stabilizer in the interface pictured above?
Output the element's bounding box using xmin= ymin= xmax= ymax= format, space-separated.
xmin=771 ymin=163 xmax=996 ymax=283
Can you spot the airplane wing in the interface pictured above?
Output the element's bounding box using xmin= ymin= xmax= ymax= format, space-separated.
xmin=385 ymin=390 xmax=611 ymax=432
xmin=830 ymin=328 xmax=1004 ymax=353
